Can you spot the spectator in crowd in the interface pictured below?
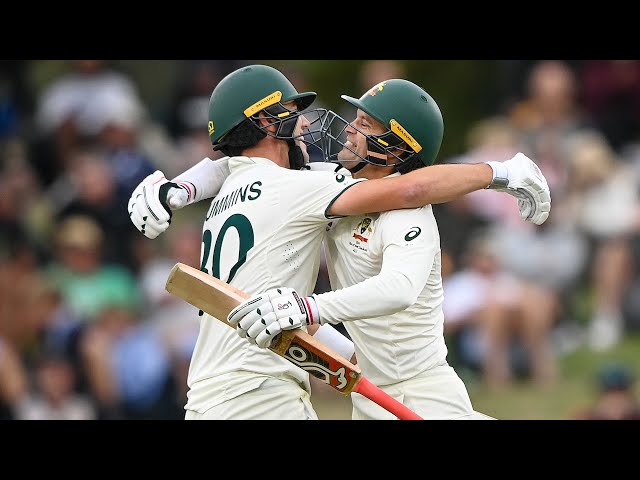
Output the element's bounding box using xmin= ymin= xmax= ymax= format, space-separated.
xmin=580 ymin=60 xmax=640 ymax=153
xmin=0 ymin=337 xmax=28 ymax=419
xmin=47 ymin=148 xmax=140 ymax=268
xmin=434 ymin=116 xmax=529 ymax=268
xmin=508 ymin=60 xmax=594 ymax=199
xmin=32 ymin=60 xmax=141 ymax=186
xmin=558 ymin=131 xmax=640 ymax=351
xmin=0 ymin=61 xmax=31 ymax=141
xmin=574 ymin=362 xmax=640 ymax=420
xmin=0 ymin=233 xmax=58 ymax=355
xmin=135 ymin=220 xmax=203 ymax=406
xmin=14 ymin=349 xmax=97 ymax=420
xmin=91 ymin=87 xmax=157 ymax=205
xmin=0 ymin=139 xmax=45 ymax=254
xmin=488 ymin=209 xmax=589 ymax=326
xmin=44 ymin=215 xmax=141 ymax=323
xmin=79 ymin=299 xmax=182 ymax=420
xmin=436 ymin=116 xmax=586 ymax=355
xmin=443 ymin=231 xmax=559 ymax=389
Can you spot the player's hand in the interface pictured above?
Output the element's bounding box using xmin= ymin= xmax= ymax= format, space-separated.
xmin=127 ymin=170 xmax=190 ymax=239
xmin=486 ymin=153 xmax=551 ymax=225
xmin=227 ymin=288 xmax=321 ymax=348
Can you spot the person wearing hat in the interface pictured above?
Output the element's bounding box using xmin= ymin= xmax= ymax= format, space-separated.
xmin=576 ymin=362 xmax=640 ymax=420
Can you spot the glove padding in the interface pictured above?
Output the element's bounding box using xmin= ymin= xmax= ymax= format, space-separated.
xmin=486 ymin=153 xmax=551 ymax=225
xmin=127 ymin=170 xmax=190 ymax=239
xmin=227 ymin=287 xmax=319 ymax=348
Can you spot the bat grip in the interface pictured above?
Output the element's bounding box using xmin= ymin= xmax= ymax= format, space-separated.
xmin=353 ymin=377 xmax=423 ymax=420
xmin=270 ymin=332 xmax=284 ymax=348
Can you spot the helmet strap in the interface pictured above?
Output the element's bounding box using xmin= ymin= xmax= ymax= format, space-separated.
xmin=364 ymin=137 xmax=389 ymax=167
xmin=288 ymin=141 xmax=306 ymax=170
xmin=262 ymin=103 xmax=308 ymax=170
xmin=347 ymin=162 xmax=367 ymax=175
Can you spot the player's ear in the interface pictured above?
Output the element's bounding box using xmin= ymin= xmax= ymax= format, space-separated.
xmin=256 ymin=111 xmax=279 ymax=133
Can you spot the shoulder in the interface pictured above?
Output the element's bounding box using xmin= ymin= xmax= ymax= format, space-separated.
xmin=228 ymin=156 xmax=268 ymax=170
xmin=380 ymin=204 xmax=434 ymax=221
xmin=297 ymin=168 xmax=362 ymax=190
xmin=303 ymin=162 xmax=351 ymax=175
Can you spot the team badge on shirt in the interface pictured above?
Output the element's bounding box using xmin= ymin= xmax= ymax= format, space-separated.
xmin=353 ymin=217 xmax=372 ymax=243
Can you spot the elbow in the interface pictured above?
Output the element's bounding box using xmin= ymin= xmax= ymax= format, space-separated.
xmin=403 ymin=179 xmax=432 ymax=207
xmin=384 ymin=278 xmax=419 ymax=311
xmin=388 ymin=273 xmax=421 ymax=311
xmin=392 ymin=291 xmax=418 ymax=311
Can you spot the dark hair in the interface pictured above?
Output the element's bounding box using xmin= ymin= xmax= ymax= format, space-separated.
xmin=215 ymin=118 xmax=266 ymax=157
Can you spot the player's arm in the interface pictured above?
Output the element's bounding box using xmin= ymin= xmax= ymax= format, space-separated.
xmin=170 ymin=156 xmax=230 ymax=206
xmin=331 ymin=162 xmax=492 ymax=215
xmin=309 ymin=324 xmax=357 ymax=364
xmin=314 ymin=214 xmax=434 ymax=325
xmin=128 ymin=156 xmax=229 ymax=239
xmin=227 ymin=210 xmax=436 ymax=347
xmin=328 ymin=152 xmax=551 ymax=226
xmin=226 ymin=268 xmax=425 ymax=349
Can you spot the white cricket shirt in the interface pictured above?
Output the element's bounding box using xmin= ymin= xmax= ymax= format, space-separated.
xmin=318 ymin=174 xmax=448 ymax=386
xmin=185 ymin=156 xmax=364 ymax=413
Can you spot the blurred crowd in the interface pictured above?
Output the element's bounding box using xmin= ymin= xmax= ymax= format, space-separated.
xmin=1 ymin=59 xmax=640 ymax=420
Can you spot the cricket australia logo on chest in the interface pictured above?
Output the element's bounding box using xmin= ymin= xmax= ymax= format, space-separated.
xmin=349 ymin=217 xmax=373 ymax=252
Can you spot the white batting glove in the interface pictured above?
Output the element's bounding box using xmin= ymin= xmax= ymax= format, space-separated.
xmin=227 ymin=288 xmax=321 ymax=348
xmin=127 ymin=170 xmax=191 ymax=239
xmin=486 ymin=153 xmax=551 ymax=225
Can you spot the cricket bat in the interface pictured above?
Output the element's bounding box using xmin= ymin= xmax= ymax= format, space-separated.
xmin=165 ymin=262 xmax=423 ymax=420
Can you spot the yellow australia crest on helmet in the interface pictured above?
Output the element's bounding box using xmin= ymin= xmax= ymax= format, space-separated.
xmin=367 ymin=81 xmax=386 ymax=97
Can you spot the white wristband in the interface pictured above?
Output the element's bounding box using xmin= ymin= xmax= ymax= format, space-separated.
xmin=312 ymin=324 xmax=355 ymax=362
xmin=485 ymin=161 xmax=509 ymax=189
xmin=304 ymin=295 xmax=321 ymax=325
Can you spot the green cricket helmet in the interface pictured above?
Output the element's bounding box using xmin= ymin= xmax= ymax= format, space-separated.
xmin=323 ymin=78 xmax=444 ymax=167
xmin=207 ymin=64 xmax=318 ymax=147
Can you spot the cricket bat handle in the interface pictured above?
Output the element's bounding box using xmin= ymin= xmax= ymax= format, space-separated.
xmin=352 ymin=377 xmax=423 ymax=420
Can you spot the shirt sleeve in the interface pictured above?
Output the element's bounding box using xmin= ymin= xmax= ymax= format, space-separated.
xmin=284 ymin=169 xmax=366 ymax=222
xmin=172 ymin=156 xmax=230 ymax=204
xmin=314 ymin=206 xmax=439 ymax=324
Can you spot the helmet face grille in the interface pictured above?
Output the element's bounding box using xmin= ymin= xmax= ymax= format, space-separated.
xmin=257 ymin=103 xmax=327 ymax=153
xmin=320 ymin=111 xmax=417 ymax=167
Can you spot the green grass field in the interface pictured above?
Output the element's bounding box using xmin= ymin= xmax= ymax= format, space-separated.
xmin=468 ymin=332 xmax=640 ymax=420
xmin=311 ymin=332 xmax=640 ymax=420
